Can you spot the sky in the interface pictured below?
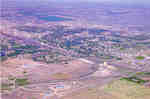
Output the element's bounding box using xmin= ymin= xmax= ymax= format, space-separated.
xmin=49 ymin=0 xmax=150 ymax=5
xmin=2 ymin=0 xmax=150 ymax=6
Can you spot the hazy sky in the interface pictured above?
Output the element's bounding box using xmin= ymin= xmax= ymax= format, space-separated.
xmin=2 ymin=0 xmax=150 ymax=6
xmin=50 ymin=0 xmax=150 ymax=5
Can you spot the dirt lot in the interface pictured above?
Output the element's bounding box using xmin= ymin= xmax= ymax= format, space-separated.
xmin=1 ymin=57 xmax=95 ymax=87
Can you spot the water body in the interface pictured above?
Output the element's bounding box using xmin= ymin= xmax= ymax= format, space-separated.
xmin=20 ymin=11 xmax=72 ymax=21
xmin=36 ymin=15 xmax=72 ymax=21
xmin=64 ymin=40 xmax=82 ymax=48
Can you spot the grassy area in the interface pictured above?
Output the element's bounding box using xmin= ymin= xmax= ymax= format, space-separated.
xmin=1 ymin=83 xmax=13 ymax=91
xmin=8 ymin=76 xmax=16 ymax=81
xmin=103 ymin=80 xmax=150 ymax=99
xmin=116 ymin=57 xmax=122 ymax=60
xmin=120 ymin=72 xmax=150 ymax=84
xmin=0 ymin=56 xmax=8 ymax=61
xmin=120 ymin=48 xmax=125 ymax=50
xmin=15 ymin=78 xmax=29 ymax=86
xmin=51 ymin=73 xmax=71 ymax=80
xmin=62 ymin=79 xmax=150 ymax=99
xmin=136 ymin=72 xmax=150 ymax=76
xmin=136 ymin=56 xmax=145 ymax=60
xmin=120 ymin=76 xmax=148 ymax=84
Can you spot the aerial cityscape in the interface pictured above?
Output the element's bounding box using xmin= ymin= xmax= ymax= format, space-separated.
xmin=0 ymin=0 xmax=150 ymax=99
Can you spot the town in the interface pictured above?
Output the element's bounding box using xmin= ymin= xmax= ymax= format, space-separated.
xmin=1 ymin=0 xmax=150 ymax=99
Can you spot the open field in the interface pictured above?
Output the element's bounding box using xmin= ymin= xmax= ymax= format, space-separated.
xmin=62 ymin=79 xmax=150 ymax=99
